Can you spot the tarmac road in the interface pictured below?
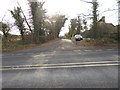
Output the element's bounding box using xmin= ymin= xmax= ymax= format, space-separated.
xmin=2 ymin=39 xmax=119 ymax=88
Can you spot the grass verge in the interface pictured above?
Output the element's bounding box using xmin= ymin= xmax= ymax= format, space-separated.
xmin=2 ymin=38 xmax=60 ymax=52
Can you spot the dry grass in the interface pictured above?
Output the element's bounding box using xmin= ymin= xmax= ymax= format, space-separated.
xmin=73 ymin=38 xmax=118 ymax=48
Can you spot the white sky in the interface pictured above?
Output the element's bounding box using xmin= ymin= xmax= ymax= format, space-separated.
xmin=0 ymin=0 xmax=118 ymax=35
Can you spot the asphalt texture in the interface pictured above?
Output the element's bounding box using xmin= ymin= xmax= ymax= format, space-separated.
xmin=2 ymin=39 xmax=119 ymax=88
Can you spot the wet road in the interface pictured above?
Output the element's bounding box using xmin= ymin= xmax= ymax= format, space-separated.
xmin=2 ymin=39 xmax=119 ymax=88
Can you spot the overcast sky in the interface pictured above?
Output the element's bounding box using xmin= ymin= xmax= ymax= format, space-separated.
xmin=0 ymin=0 xmax=118 ymax=35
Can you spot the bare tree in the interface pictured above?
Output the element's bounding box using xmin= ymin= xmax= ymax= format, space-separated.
xmin=17 ymin=2 xmax=32 ymax=33
xmin=68 ymin=18 xmax=77 ymax=37
xmin=10 ymin=7 xmax=25 ymax=42
xmin=48 ymin=14 xmax=67 ymax=38
xmin=0 ymin=22 xmax=10 ymax=38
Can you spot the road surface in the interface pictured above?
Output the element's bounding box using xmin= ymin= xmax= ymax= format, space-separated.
xmin=2 ymin=39 xmax=119 ymax=88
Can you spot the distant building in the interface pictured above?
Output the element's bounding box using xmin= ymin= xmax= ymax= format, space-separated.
xmin=98 ymin=16 xmax=117 ymax=34
xmin=98 ymin=16 xmax=105 ymax=24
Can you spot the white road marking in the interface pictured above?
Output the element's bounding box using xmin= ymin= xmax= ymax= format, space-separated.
xmin=1 ymin=63 xmax=119 ymax=70
xmin=1 ymin=60 xmax=119 ymax=68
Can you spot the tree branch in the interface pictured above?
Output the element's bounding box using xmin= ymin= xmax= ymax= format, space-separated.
xmin=80 ymin=0 xmax=93 ymax=4
xmin=17 ymin=1 xmax=32 ymax=33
